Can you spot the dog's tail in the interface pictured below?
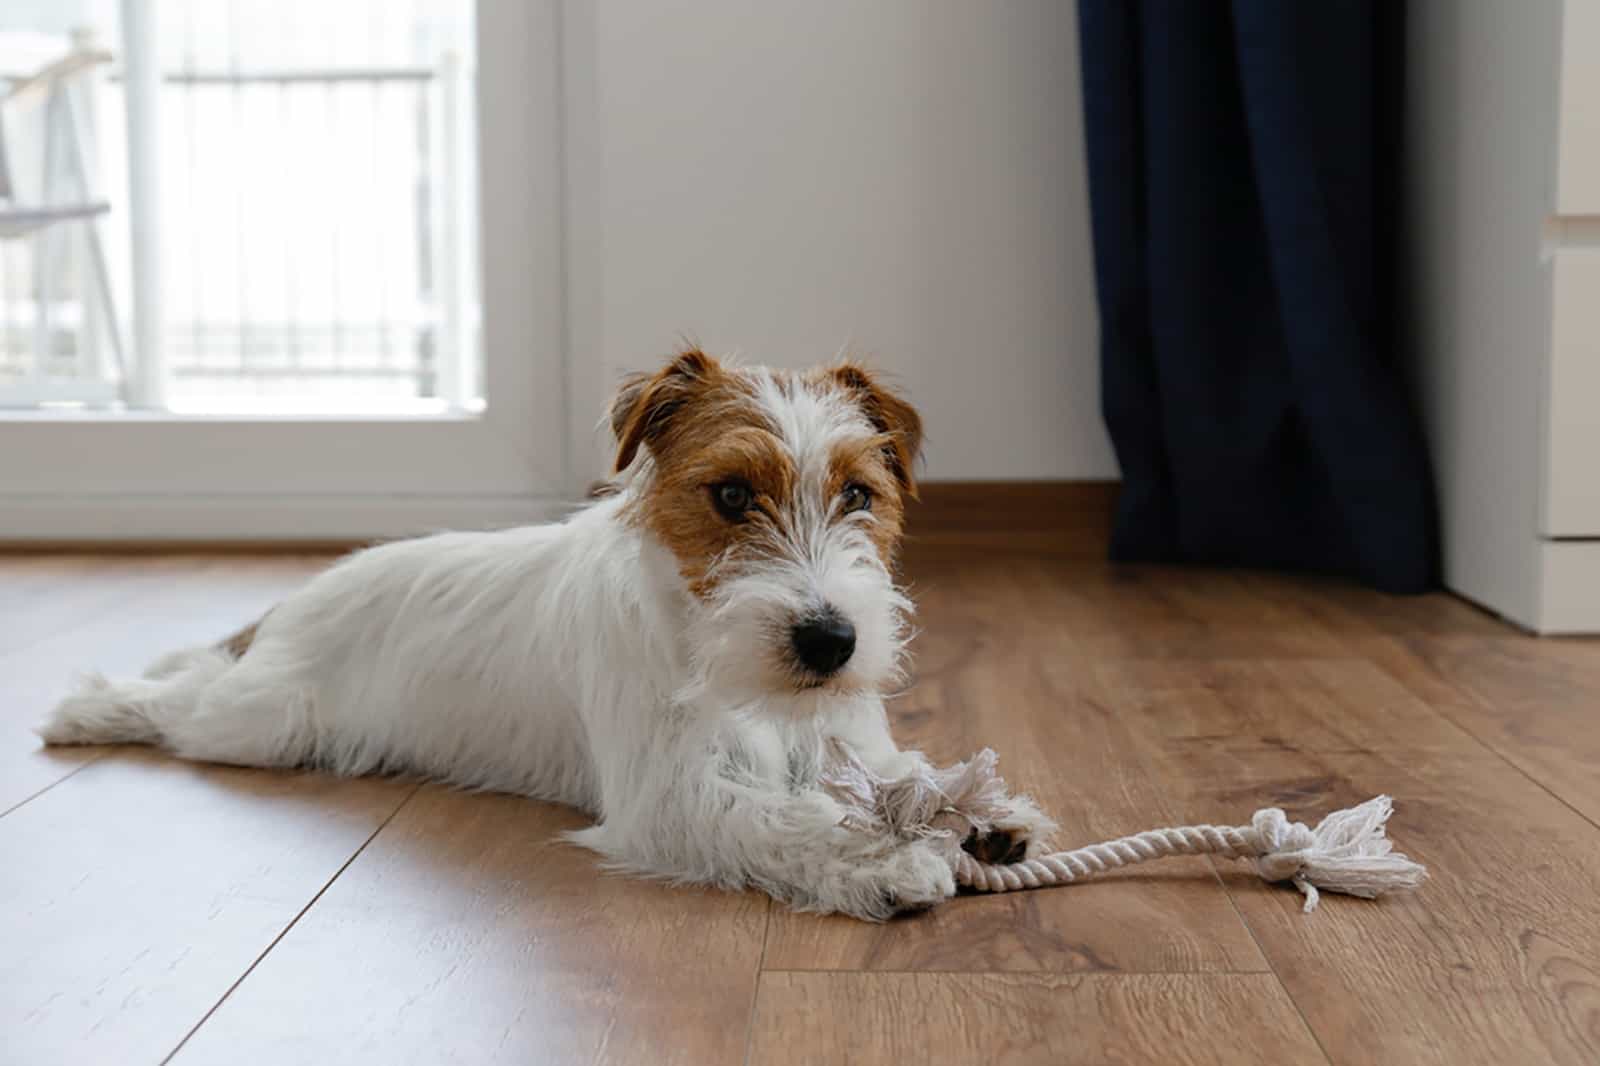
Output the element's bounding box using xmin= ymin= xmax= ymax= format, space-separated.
xmin=36 ymin=646 xmax=234 ymax=747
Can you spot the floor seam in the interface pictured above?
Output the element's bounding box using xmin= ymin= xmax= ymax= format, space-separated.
xmin=0 ymin=752 xmax=106 ymax=819
xmin=157 ymin=781 xmax=424 ymax=1065
xmin=752 ymin=967 xmax=1278 ymax=976
xmin=1077 ymin=618 xmax=1335 ymax=1065
xmin=1214 ymin=878 xmax=1336 ymax=1066
xmin=742 ymin=900 xmax=774 ymax=1066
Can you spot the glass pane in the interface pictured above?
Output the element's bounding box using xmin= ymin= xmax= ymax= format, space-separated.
xmin=0 ymin=0 xmax=482 ymax=414
xmin=0 ymin=3 xmax=125 ymax=406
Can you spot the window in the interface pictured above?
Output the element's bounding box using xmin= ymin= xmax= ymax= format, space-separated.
xmin=2 ymin=0 xmax=482 ymax=413
xmin=0 ymin=1 xmax=567 ymax=538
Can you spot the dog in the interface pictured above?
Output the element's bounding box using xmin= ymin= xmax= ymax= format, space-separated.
xmin=38 ymin=348 xmax=1054 ymax=920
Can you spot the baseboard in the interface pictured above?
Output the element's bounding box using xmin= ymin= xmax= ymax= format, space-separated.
xmin=0 ymin=481 xmax=1121 ymax=553
xmin=0 ymin=494 xmax=572 ymax=548
xmin=906 ymin=480 xmax=1118 ymax=553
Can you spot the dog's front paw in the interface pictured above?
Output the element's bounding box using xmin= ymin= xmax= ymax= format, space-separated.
xmin=843 ymin=843 xmax=956 ymax=921
xmin=962 ymin=827 xmax=1030 ymax=865
xmin=964 ymin=794 xmax=1058 ymax=864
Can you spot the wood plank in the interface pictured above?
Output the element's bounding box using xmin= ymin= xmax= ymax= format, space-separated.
xmin=0 ymin=556 xmax=188 ymax=657
xmin=7 ymin=544 xmax=1598 ymax=1062
xmin=746 ymin=972 xmax=1327 ymax=1066
xmin=762 ymin=554 xmax=1265 ymax=974
xmin=1103 ymin=654 xmax=1600 ymax=1065
xmin=1401 ymin=636 xmax=1600 ymax=822
xmin=0 ymin=751 xmax=408 ymax=1065
xmin=1003 ymin=559 xmax=1347 ymax=663
xmin=167 ymin=786 xmax=770 ymax=1066
xmin=1242 ymin=574 xmax=1600 ymax=827
xmin=0 ymin=556 xmax=327 ymax=813
xmin=0 ymin=555 xmax=328 ymax=657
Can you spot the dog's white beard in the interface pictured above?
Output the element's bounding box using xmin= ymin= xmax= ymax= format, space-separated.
xmin=678 ymin=525 xmax=910 ymax=717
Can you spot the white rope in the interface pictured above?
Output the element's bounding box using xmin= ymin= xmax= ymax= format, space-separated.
xmin=954 ymin=796 xmax=1428 ymax=913
xmin=818 ymin=743 xmax=1427 ymax=914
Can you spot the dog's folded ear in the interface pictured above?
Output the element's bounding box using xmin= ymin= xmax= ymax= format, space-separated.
xmin=830 ymin=364 xmax=924 ymax=497
xmin=610 ymin=347 xmax=720 ymax=473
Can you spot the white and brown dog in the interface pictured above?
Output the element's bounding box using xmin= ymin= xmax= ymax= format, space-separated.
xmin=39 ymin=349 xmax=1053 ymax=920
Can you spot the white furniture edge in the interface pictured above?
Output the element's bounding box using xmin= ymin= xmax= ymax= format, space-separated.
xmin=1537 ymin=540 xmax=1600 ymax=634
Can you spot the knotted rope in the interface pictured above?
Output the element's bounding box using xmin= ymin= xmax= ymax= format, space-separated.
xmin=822 ymin=744 xmax=1427 ymax=913
xmin=954 ymin=796 xmax=1426 ymax=912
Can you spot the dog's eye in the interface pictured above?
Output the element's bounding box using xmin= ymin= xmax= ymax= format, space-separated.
xmin=711 ymin=481 xmax=754 ymax=519
xmin=841 ymin=483 xmax=872 ymax=514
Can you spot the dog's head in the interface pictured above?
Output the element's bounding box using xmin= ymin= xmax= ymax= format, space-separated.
xmin=611 ymin=347 xmax=922 ymax=712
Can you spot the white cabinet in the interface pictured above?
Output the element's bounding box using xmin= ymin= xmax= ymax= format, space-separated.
xmin=1556 ymin=0 xmax=1600 ymax=215
xmin=1409 ymin=0 xmax=1600 ymax=632
xmin=1546 ymin=255 xmax=1600 ymax=536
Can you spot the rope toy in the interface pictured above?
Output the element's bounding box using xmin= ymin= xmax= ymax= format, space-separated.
xmin=821 ymin=742 xmax=1427 ymax=913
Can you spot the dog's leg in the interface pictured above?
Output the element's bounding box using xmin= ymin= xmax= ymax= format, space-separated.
xmin=569 ymin=780 xmax=958 ymax=921
xmin=157 ymin=661 xmax=317 ymax=768
xmin=39 ymin=647 xmax=234 ymax=747
xmin=40 ymin=651 xmax=316 ymax=770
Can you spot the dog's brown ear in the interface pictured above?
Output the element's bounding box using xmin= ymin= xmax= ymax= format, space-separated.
xmin=611 ymin=347 xmax=720 ymax=473
xmin=831 ymin=364 xmax=924 ymax=496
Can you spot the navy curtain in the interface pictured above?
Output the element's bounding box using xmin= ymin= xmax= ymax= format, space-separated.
xmin=1076 ymin=1 xmax=1437 ymax=593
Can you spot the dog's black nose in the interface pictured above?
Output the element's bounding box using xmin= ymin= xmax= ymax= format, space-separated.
xmin=791 ymin=615 xmax=856 ymax=676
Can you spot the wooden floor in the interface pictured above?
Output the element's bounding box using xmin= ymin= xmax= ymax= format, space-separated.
xmin=3 ymin=533 xmax=1599 ymax=1064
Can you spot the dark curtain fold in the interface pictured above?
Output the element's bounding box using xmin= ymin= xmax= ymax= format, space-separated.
xmin=1076 ymin=0 xmax=1437 ymax=593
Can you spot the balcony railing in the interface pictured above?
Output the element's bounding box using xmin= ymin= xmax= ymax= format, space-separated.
xmin=0 ymin=17 xmax=478 ymax=413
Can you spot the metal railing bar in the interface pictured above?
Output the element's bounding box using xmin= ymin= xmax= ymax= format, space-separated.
xmin=170 ymin=365 xmax=424 ymax=379
xmin=229 ymin=0 xmax=249 ymax=382
xmin=280 ymin=79 xmax=298 ymax=370
xmin=111 ymin=68 xmax=436 ymax=85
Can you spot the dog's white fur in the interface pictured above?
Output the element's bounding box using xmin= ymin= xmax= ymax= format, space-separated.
xmin=38 ymin=357 xmax=1052 ymax=920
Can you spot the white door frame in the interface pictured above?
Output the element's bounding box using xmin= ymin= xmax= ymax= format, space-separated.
xmin=0 ymin=0 xmax=574 ymax=541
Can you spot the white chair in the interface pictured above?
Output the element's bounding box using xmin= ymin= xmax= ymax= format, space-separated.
xmin=0 ymin=30 xmax=125 ymax=404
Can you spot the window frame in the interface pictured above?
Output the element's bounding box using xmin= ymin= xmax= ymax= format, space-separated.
xmin=0 ymin=0 xmax=572 ymax=540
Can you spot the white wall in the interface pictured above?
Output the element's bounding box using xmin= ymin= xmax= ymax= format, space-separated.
xmin=563 ymin=0 xmax=1115 ymax=483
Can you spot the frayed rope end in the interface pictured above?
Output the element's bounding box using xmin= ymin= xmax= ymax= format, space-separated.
xmin=1249 ymin=796 xmax=1428 ymax=913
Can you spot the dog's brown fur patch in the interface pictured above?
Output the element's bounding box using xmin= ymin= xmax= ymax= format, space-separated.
xmin=816 ymin=364 xmax=924 ymax=496
xmin=613 ymin=352 xmax=780 ymax=596
xmin=218 ymin=615 xmax=266 ymax=658
xmin=826 ymin=434 xmax=906 ymax=563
